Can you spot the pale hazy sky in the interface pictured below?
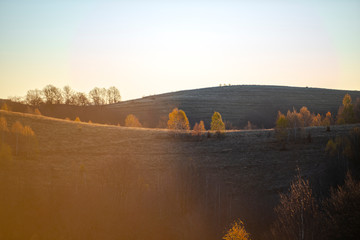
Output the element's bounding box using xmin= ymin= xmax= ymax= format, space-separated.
xmin=1 ymin=0 xmax=359 ymax=100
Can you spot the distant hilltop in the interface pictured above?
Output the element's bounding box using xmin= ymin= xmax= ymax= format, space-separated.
xmin=1 ymin=85 xmax=360 ymax=129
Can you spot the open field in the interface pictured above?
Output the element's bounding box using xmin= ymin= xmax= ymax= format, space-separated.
xmin=1 ymin=110 xmax=359 ymax=239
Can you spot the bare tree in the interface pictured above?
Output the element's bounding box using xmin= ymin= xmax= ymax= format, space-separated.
xmin=25 ymin=89 xmax=43 ymax=106
xmin=89 ymin=87 xmax=107 ymax=105
xmin=63 ymin=85 xmax=75 ymax=105
xmin=42 ymin=85 xmax=63 ymax=104
xmin=107 ymin=86 xmax=121 ymax=104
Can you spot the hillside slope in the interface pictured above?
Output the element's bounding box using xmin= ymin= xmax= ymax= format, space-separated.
xmin=1 ymin=110 xmax=358 ymax=239
xmin=106 ymin=85 xmax=360 ymax=128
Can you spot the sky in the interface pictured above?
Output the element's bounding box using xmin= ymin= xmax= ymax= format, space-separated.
xmin=0 ymin=0 xmax=359 ymax=101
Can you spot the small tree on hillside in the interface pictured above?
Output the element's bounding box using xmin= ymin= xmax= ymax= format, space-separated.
xmin=63 ymin=85 xmax=75 ymax=105
xmin=125 ymin=114 xmax=142 ymax=128
xmin=107 ymin=86 xmax=121 ymax=104
xmin=211 ymin=112 xmax=225 ymax=132
xmin=271 ymin=169 xmax=320 ymax=240
xmin=299 ymin=106 xmax=312 ymax=127
xmin=312 ymin=113 xmax=322 ymax=126
xmin=167 ymin=108 xmax=190 ymax=130
xmin=11 ymin=121 xmax=24 ymax=155
xmin=275 ymin=111 xmax=288 ymax=142
xmin=322 ymin=112 xmax=332 ymax=126
xmin=337 ymin=94 xmax=355 ymax=124
xmin=223 ymin=219 xmax=251 ymax=240
xmin=0 ymin=117 xmax=9 ymax=144
xmin=1 ymin=103 xmax=9 ymax=111
xmin=192 ymin=120 xmax=205 ymax=136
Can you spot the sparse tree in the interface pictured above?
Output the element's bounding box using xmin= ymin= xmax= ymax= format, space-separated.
xmin=26 ymin=89 xmax=43 ymax=106
xmin=287 ymin=108 xmax=302 ymax=140
xmin=223 ymin=219 xmax=251 ymax=240
xmin=11 ymin=121 xmax=24 ymax=155
xmin=322 ymin=172 xmax=360 ymax=240
xmin=312 ymin=113 xmax=322 ymax=126
xmin=63 ymin=85 xmax=75 ymax=105
xmin=211 ymin=111 xmax=225 ymax=132
xmin=107 ymin=86 xmax=121 ymax=104
xmin=167 ymin=108 xmax=190 ymax=130
xmin=89 ymin=87 xmax=107 ymax=105
xmin=322 ymin=112 xmax=332 ymax=126
xmin=74 ymin=92 xmax=89 ymax=106
xmin=192 ymin=120 xmax=205 ymax=136
xmin=42 ymin=85 xmax=63 ymax=104
xmin=271 ymin=169 xmax=320 ymax=240
xmin=125 ymin=114 xmax=142 ymax=127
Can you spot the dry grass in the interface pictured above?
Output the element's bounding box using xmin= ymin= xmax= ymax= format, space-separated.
xmin=0 ymin=110 xmax=359 ymax=240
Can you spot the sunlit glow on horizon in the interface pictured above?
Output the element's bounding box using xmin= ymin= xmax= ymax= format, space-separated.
xmin=0 ymin=1 xmax=359 ymax=100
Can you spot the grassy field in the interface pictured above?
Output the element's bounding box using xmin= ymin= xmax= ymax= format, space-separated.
xmin=0 ymin=110 xmax=359 ymax=239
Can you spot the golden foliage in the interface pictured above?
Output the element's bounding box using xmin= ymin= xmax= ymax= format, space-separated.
xmin=337 ymin=94 xmax=355 ymax=124
xmin=74 ymin=117 xmax=81 ymax=122
xmin=211 ymin=112 xmax=225 ymax=132
xmin=0 ymin=117 xmax=9 ymax=133
xmin=125 ymin=114 xmax=142 ymax=128
xmin=11 ymin=121 xmax=24 ymax=135
xmin=192 ymin=120 xmax=206 ymax=136
xmin=167 ymin=108 xmax=190 ymax=130
xmin=223 ymin=219 xmax=251 ymax=240
xmin=312 ymin=113 xmax=322 ymax=126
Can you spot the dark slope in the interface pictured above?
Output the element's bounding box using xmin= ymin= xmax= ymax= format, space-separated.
xmin=106 ymin=85 xmax=360 ymax=128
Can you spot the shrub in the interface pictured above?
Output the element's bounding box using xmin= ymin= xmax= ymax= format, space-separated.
xmin=125 ymin=114 xmax=142 ymax=127
xmin=210 ymin=112 xmax=225 ymax=132
xmin=167 ymin=108 xmax=190 ymax=130
xmin=223 ymin=219 xmax=251 ymax=240
xmin=74 ymin=117 xmax=81 ymax=122
xmin=34 ymin=108 xmax=41 ymax=115
xmin=192 ymin=120 xmax=205 ymax=136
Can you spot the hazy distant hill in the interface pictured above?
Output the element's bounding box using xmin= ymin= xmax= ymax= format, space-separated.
xmin=2 ymin=85 xmax=360 ymax=128
xmin=106 ymin=85 xmax=360 ymax=128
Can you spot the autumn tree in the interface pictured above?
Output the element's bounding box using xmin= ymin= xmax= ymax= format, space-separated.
xmin=42 ymin=85 xmax=63 ymax=104
xmin=312 ymin=113 xmax=322 ymax=126
xmin=107 ymin=86 xmax=121 ymax=104
xmin=299 ymin=106 xmax=312 ymax=127
xmin=0 ymin=117 xmax=9 ymax=144
xmin=337 ymin=94 xmax=355 ymax=124
xmin=287 ymin=108 xmax=303 ymax=139
xmin=275 ymin=111 xmax=288 ymax=142
xmin=271 ymin=170 xmax=320 ymax=240
xmin=125 ymin=114 xmax=142 ymax=127
xmin=25 ymin=89 xmax=43 ymax=106
xmin=192 ymin=120 xmax=205 ymax=136
xmin=167 ymin=108 xmax=190 ymax=130
xmin=1 ymin=103 xmax=9 ymax=111
xmin=211 ymin=111 xmax=225 ymax=132
xmin=322 ymin=172 xmax=360 ymax=240
xmin=11 ymin=121 xmax=24 ymax=155
xmin=322 ymin=112 xmax=332 ymax=126
xmin=223 ymin=219 xmax=251 ymax=240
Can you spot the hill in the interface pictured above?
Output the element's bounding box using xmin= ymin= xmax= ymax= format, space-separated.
xmin=106 ymin=85 xmax=360 ymax=128
xmin=1 ymin=110 xmax=359 ymax=239
xmin=2 ymin=85 xmax=360 ymax=128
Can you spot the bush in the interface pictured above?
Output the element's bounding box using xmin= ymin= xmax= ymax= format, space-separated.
xmin=223 ymin=219 xmax=251 ymax=240
xmin=125 ymin=114 xmax=142 ymax=128
xmin=192 ymin=120 xmax=205 ymax=136
xmin=74 ymin=117 xmax=81 ymax=122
